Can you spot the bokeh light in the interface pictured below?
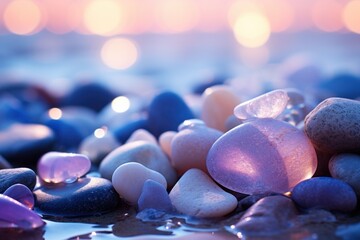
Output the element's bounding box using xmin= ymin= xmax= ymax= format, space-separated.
xmin=101 ymin=38 xmax=138 ymax=70
xmin=48 ymin=108 xmax=63 ymax=120
xmin=3 ymin=0 xmax=44 ymax=35
xmin=94 ymin=127 xmax=107 ymax=138
xmin=311 ymin=0 xmax=343 ymax=32
xmin=342 ymin=0 xmax=360 ymax=34
xmin=111 ymin=96 xmax=131 ymax=113
xmin=43 ymin=0 xmax=72 ymax=34
xmin=262 ymin=0 xmax=294 ymax=32
xmin=233 ymin=11 xmax=271 ymax=48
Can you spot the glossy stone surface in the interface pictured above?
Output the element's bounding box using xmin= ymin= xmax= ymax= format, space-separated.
xmin=138 ymin=179 xmax=173 ymax=212
xmin=305 ymin=97 xmax=360 ymax=154
xmin=207 ymin=118 xmax=317 ymax=194
xmin=0 ymin=168 xmax=37 ymax=193
xmin=34 ymin=177 xmax=119 ymax=216
xmin=291 ymin=177 xmax=357 ymax=212
xmin=37 ymin=152 xmax=91 ymax=184
xmin=234 ymin=89 xmax=289 ymax=120
xmin=112 ymin=162 xmax=167 ymax=204
xmin=169 ymin=169 xmax=237 ymax=218
xmin=3 ymin=184 xmax=34 ymax=209
xmin=0 ymin=194 xmax=44 ymax=229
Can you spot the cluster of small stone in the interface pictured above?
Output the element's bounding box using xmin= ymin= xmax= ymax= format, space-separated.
xmin=1 ymin=81 xmax=360 ymax=237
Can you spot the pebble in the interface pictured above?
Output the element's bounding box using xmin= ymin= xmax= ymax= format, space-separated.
xmin=3 ymin=184 xmax=34 ymax=209
xmin=171 ymin=119 xmax=222 ymax=175
xmin=319 ymin=73 xmax=360 ymax=99
xmin=169 ymin=168 xmax=237 ymax=218
xmin=34 ymin=177 xmax=119 ymax=216
xmin=0 ymin=124 xmax=55 ymax=167
xmin=0 ymin=194 xmax=44 ymax=229
xmin=304 ymin=97 xmax=360 ymax=154
xmin=329 ymin=153 xmax=360 ymax=196
xmin=234 ymin=89 xmax=289 ymax=120
xmin=113 ymin=117 xmax=149 ymax=143
xmin=158 ymin=131 xmax=177 ymax=157
xmin=112 ymin=162 xmax=167 ymax=204
xmin=207 ymin=118 xmax=317 ymax=194
xmin=201 ymin=85 xmax=240 ymax=132
xmin=99 ymin=141 xmax=177 ymax=186
xmin=148 ymin=91 xmax=194 ymax=138
xmin=137 ymin=179 xmax=173 ymax=212
xmin=228 ymin=196 xmax=298 ymax=236
xmin=126 ymin=129 xmax=157 ymax=145
xmin=291 ymin=177 xmax=357 ymax=212
xmin=0 ymin=155 xmax=11 ymax=169
xmin=37 ymin=152 xmax=91 ymax=184
xmin=0 ymin=168 xmax=37 ymax=193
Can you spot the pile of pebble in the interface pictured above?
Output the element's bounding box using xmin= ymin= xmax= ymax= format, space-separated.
xmin=1 ymin=80 xmax=360 ymax=237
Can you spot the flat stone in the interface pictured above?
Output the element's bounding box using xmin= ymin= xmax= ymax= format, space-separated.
xmin=304 ymin=97 xmax=360 ymax=154
xmin=34 ymin=177 xmax=120 ymax=217
xmin=0 ymin=168 xmax=37 ymax=193
xmin=169 ymin=169 xmax=237 ymax=218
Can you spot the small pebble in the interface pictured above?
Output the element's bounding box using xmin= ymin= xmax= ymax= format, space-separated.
xmin=148 ymin=91 xmax=194 ymax=138
xmin=169 ymin=168 xmax=237 ymax=218
xmin=3 ymin=184 xmax=34 ymax=209
xmin=34 ymin=177 xmax=119 ymax=216
xmin=319 ymin=73 xmax=360 ymax=99
xmin=291 ymin=177 xmax=357 ymax=212
xmin=158 ymin=131 xmax=177 ymax=157
xmin=329 ymin=153 xmax=360 ymax=196
xmin=304 ymin=97 xmax=360 ymax=154
xmin=138 ymin=179 xmax=173 ymax=212
xmin=0 ymin=168 xmax=37 ymax=193
xmin=112 ymin=162 xmax=167 ymax=204
xmin=37 ymin=151 xmax=91 ymax=184
xmin=100 ymin=141 xmax=177 ymax=186
xmin=126 ymin=129 xmax=157 ymax=145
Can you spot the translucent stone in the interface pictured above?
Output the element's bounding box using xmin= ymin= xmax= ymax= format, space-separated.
xmin=3 ymin=184 xmax=34 ymax=209
xmin=38 ymin=151 xmax=91 ymax=184
xmin=0 ymin=194 xmax=44 ymax=229
xmin=178 ymin=119 xmax=206 ymax=131
xmin=277 ymin=89 xmax=307 ymax=126
xmin=234 ymin=89 xmax=289 ymax=120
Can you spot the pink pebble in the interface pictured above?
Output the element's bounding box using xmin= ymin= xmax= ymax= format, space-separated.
xmin=126 ymin=129 xmax=157 ymax=145
xmin=159 ymin=131 xmax=177 ymax=157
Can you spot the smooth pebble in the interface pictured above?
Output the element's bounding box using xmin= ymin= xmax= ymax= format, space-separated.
xmin=158 ymin=131 xmax=177 ymax=157
xmin=126 ymin=129 xmax=157 ymax=145
xmin=138 ymin=179 xmax=173 ymax=212
xmin=0 ymin=168 xmax=37 ymax=193
xmin=3 ymin=184 xmax=34 ymax=209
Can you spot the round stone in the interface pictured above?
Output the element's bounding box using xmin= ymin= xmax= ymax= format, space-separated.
xmin=37 ymin=152 xmax=91 ymax=184
xmin=207 ymin=118 xmax=317 ymax=195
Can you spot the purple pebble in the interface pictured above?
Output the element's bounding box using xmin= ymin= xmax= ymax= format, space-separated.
xmin=3 ymin=184 xmax=34 ymax=209
xmin=291 ymin=177 xmax=357 ymax=212
xmin=0 ymin=194 xmax=44 ymax=229
xmin=138 ymin=179 xmax=173 ymax=212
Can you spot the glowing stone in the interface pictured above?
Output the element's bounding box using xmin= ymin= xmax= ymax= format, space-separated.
xmin=206 ymin=118 xmax=317 ymax=195
xmin=234 ymin=89 xmax=289 ymax=120
xmin=3 ymin=184 xmax=34 ymax=209
xmin=0 ymin=194 xmax=44 ymax=229
xmin=38 ymin=152 xmax=91 ymax=184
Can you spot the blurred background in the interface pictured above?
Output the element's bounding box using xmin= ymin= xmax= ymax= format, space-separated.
xmin=0 ymin=0 xmax=359 ymax=98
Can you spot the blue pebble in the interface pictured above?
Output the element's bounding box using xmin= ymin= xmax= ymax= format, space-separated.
xmin=148 ymin=91 xmax=194 ymax=138
xmin=112 ymin=117 xmax=149 ymax=143
xmin=291 ymin=177 xmax=357 ymax=212
xmin=319 ymin=74 xmax=360 ymax=99
xmin=138 ymin=179 xmax=173 ymax=212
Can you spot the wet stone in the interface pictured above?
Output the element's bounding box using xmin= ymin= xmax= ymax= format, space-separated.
xmin=3 ymin=184 xmax=34 ymax=209
xmin=0 ymin=168 xmax=37 ymax=193
xmin=34 ymin=177 xmax=120 ymax=217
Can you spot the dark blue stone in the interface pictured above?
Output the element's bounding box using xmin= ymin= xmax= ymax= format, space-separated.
xmin=34 ymin=177 xmax=120 ymax=217
xmin=0 ymin=168 xmax=37 ymax=193
xmin=192 ymin=76 xmax=226 ymax=95
xmin=138 ymin=179 xmax=173 ymax=212
xmin=291 ymin=177 xmax=357 ymax=212
xmin=60 ymin=82 xmax=118 ymax=112
xmin=148 ymin=91 xmax=194 ymax=138
xmin=319 ymin=74 xmax=360 ymax=99
xmin=0 ymin=124 xmax=55 ymax=167
xmin=112 ymin=117 xmax=149 ymax=143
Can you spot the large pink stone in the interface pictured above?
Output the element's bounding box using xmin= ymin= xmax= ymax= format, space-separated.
xmin=206 ymin=118 xmax=317 ymax=194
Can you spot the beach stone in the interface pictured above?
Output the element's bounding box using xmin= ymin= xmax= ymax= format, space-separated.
xmin=171 ymin=120 xmax=222 ymax=175
xmin=138 ymin=179 xmax=173 ymax=212
xmin=319 ymin=73 xmax=360 ymax=99
xmin=0 ymin=168 xmax=36 ymax=193
xmin=0 ymin=155 xmax=11 ymax=169
xmin=148 ymin=91 xmax=194 ymax=138
xmin=113 ymin=117 xmax=149 ymax=143
xmin=0 ymin=124 xmax=55 ymax=167
xmin=201 ymin=85 xmax=240 ymax=132
xmin=34 ymin=177 xmax=119 ymax=216
xmin=3 ymin=184 xmax=34 ymax=209
xmin=329 ymin=153 xmax=360 ymax=196
xmin=112 ymin=162 xmax=167 ymax=204
xmin=37 ymin=152 xmax=91 ymax=184
xmin=304 ymin=97 xmax=360 ymax=154
xmin=0 ymin=194 xmax=45 ymax=229
xmin=100 ymin=141 xmax=177 ymax=186
xmin=291 ymin=177 xmax=357 ymax=212
xmin=126 ymin=129 xmax=157 ymax=145
xmin=158 ymin=131 xmax=176 ymax=157
xmin=229 ymin=196 xmax=298 ymax=236
xmin=169 ymin=169 xmax=237 ymax=218
xmin=207 ymin=118 xmax=317 ymax=195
